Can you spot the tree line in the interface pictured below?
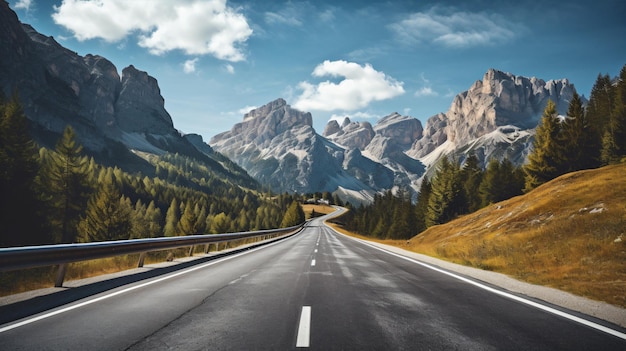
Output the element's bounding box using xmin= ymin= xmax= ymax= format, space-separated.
xmin=0 ymin=94 xmax=303 ymax=247
xmin=339 ymin=64 xmax=626 ymax=240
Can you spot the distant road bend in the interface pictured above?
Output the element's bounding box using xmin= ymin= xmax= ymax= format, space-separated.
xmin=1 ymin=207 xmax=625 ymax=350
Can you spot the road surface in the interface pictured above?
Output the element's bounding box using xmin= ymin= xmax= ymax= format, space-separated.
xmin=1 ymin=210 xmax=625 ymax=350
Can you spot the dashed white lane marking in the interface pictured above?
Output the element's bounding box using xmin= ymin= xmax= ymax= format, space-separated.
xmin=314 ymin=249 xmax=318 ymax=253
xmin=296 ymin=306 xmax=311 ymax=347
xmin=311 ymin=259 xmax=316 ymax=266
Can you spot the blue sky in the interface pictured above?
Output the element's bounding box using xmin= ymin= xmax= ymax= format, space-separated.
xmin=8 ymin=0 xmax=626 ymax=143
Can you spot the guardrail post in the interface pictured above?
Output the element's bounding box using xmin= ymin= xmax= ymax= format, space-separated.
xmin=54 ymin=263 xmax=67 ymax=287
xmin=137 ymin=252 xmax=147 ymax=268
xmin=204 ymin=244 xmax=210 ymax=254
xmin=188 ymin=245 xmax=194 ymax=257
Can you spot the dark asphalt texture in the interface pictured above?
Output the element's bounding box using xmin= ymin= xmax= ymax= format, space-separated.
xmin=1 ymin=213 xmax=625 ymax=350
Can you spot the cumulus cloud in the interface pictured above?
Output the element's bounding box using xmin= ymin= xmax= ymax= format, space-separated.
xmin=183 ymin=58 xmax=199 ymax=74
xmin=389 ymin=7 xmax=521 ymax=48
xmin=52 ymin=0 xmax=252 ymax=61
xmin=293 ymin=60 xmax=405 ymax=112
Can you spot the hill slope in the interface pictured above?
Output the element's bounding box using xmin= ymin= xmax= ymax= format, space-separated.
xmin=405 ymin=164 xmax=626 ymax=307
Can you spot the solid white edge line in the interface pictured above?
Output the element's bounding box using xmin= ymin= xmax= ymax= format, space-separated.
xmin=0 ymin=232 xmax=300 ymax=334
xmin=326 ymin=225 xmax=626 ymax=341
xmin=296 ymin=306 xmax=311 ymax=347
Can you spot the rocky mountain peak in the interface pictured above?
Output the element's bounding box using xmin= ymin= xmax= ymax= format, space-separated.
xmin=212 ymin=98 xmax=313 ymax=148
xmin=373 ymin=112 xmax=423 ymax=149
xmin=341 ymin=117 xmax=351 ymax=128
xmin=408 ymin=68 xmax=578 ymax=161
xmin=244 ymin=98 xmax=287 ymax=120
xmin=116 ymin=65 xmax=173 ymax=134
xmin=323 ymin=119 xmax=341 ymax=136
xmin=323 ymin=118 xmax=375 ymax=150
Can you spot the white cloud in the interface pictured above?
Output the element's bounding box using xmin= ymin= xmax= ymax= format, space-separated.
xmin=239 ymin=105 xmax=257 ymax=115
xmin=415 ymin=73 xmax=438 ymax=97
xmin=415 ymin=87 xmax=438 ymax=97
xmin=224 ymin=64 xmax=235 ymax=74
xmin=183 ymin=58 xmax=199 ymax=74
xmin=293 ymin=60 xmax=405 ymax=112
xmin=389 ymin=7 xmax=520 ymax=48
xmin=14 ymin=0 xmax=32 ymax=10
xmin=52 ymin=0 xmax=252 ymax=62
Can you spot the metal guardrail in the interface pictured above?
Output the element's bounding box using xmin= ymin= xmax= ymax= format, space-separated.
xmin=0 ymin=223 xmax=305 ymax=287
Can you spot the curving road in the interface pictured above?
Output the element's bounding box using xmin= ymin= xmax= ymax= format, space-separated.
xmin=1 ymin=209 xmax=625 ymax=350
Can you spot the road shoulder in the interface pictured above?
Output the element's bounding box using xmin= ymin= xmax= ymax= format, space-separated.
xmin=328 ymin=224 xmax=626 ymax=329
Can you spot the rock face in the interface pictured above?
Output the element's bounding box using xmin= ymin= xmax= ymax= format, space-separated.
xmin=324 ymin=112 xmax=426 ymax=193
xmin=1 ymin=5 xmax=172 ymax=152
xmin=0 ymin=3 xmax=238 ymax=180
xmin=211 ymin=99 xmax=386 ymax=196
xmin=226 ymin=70 xmax=578 ymax=198
xmin=407 ymin=69 xmax=578 ymax=164
xmin=323 ymin=117 xmax=375 ymax=150
xmin=115 ymin=65 xmax=174 ymax=135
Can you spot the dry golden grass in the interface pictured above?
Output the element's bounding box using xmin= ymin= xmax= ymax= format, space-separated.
xmin=302 ymin=204 xmax=335 ymax=219
xmin=341 ymin=164 xmax=626 ymax=307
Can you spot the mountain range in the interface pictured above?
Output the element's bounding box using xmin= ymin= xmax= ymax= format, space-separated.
xmin=1 ymin=3 xmax=580 ymax=203
xmin=210 ymin=68 xmax=578 ymax=202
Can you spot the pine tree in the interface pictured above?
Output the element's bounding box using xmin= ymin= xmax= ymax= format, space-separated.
xmin=601 ymin=64 xmax=626 ymax=164
xmin=280 ymin=201 xmax=305 ymax=227
xmin=144 ymin=200 xmax=163 ymax=238
xmin=586 ymin=73 xmax=614 ymax=142
xmin=414 ymin=177 xmax=431 ymax=232
xmin=524 ymin=100 xmax=561 ymax=191
xmin=195 ymin=205 xmax=208 ymax=233
xmin=211 ymin=212 xmax=232 ymax=233
xmin=426 ymin=157 xmax=466 ymax=226
xmin=560 ymin=91 xmax=600 ymax=171
xmin=479 ymin=158 xmax=501 ymax=207
xmin=40 ymin=126 xmax=92 ymax=243
xmin=0 ymin=94 xmax=48 ymax=246
xmin=130 ymin=200 xmax=148 ymax=239
xmin=177 ymin=202 xmax=196 ymax=235
xmin=388 ymin=189 xmax=416 ymax=239
xmin=163 ymin=198 xmax=180 ymax=236
xmin=461 ymin=153 xmax=484 ymax=213
xmin=77 ymin=172 xmax=132 ymax=242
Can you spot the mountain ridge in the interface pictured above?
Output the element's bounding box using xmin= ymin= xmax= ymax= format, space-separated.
xmin=1 ymin=3 xmax=583 ymax=202
xmin=0 ymin=2 xmax=253 ymax=189
xmin=210 ymin=66 xmax=578 ymax=200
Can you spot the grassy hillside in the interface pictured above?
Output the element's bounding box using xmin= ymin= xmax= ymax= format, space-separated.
xmin=393 ymin=163 xmax=626 ymax=307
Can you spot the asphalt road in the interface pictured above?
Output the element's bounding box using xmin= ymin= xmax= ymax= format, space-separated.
xmin=1 ymin=211 xmax=625 ymax=350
